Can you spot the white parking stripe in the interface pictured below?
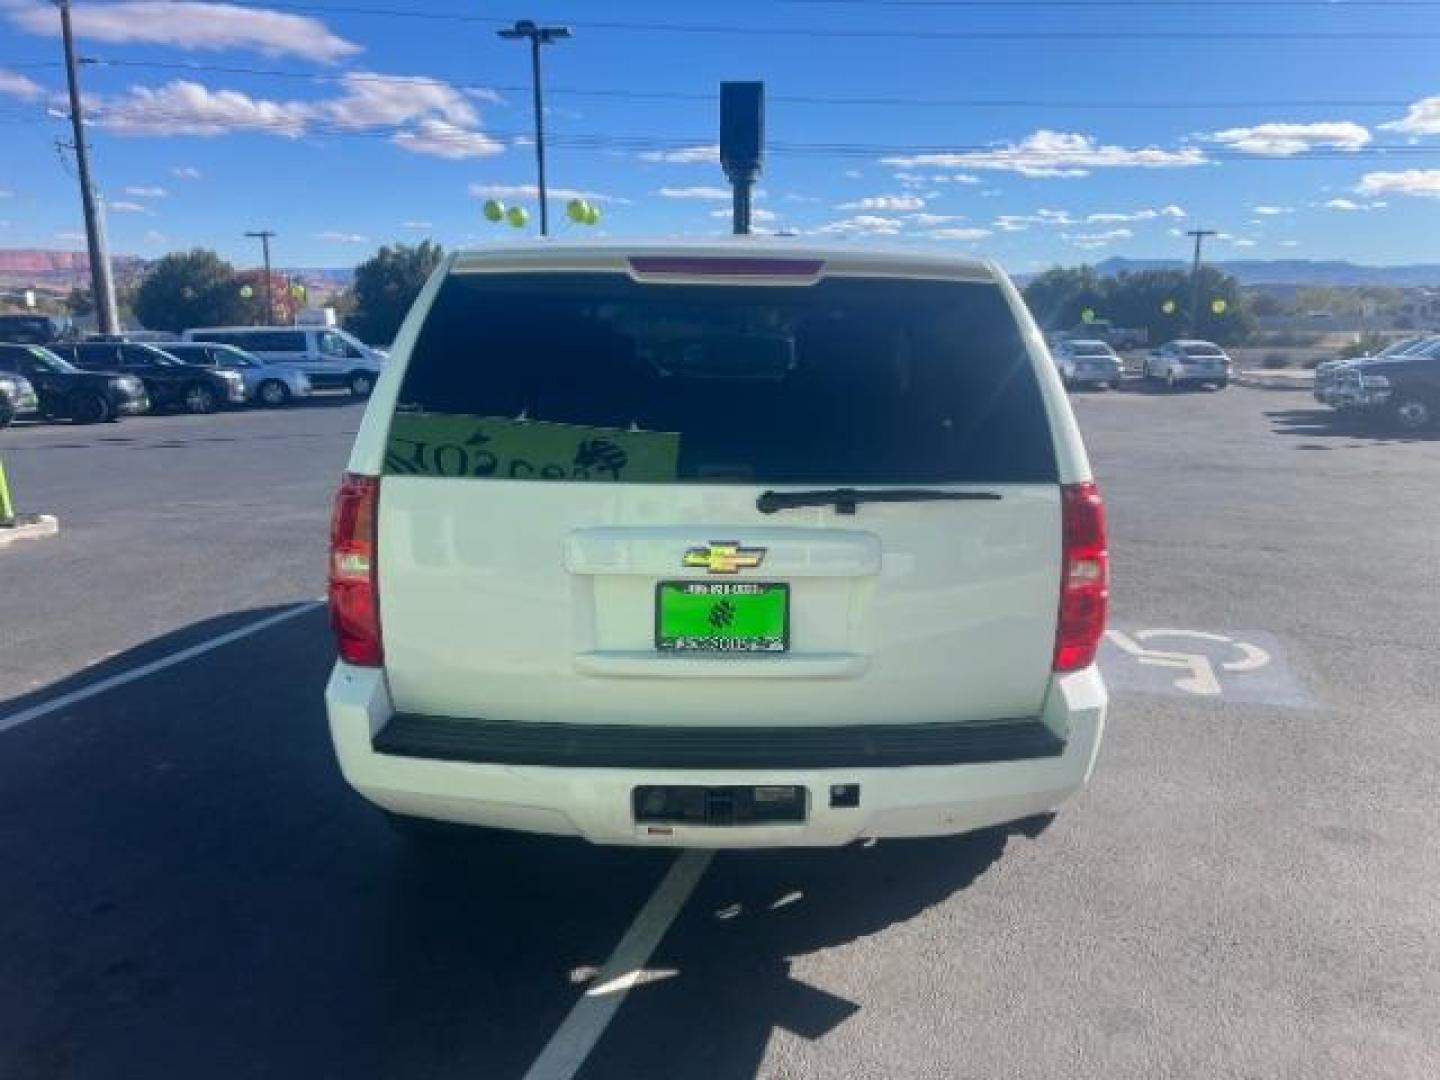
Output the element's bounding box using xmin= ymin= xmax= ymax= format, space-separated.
xmin=0 ymin=600 xmax=324 ymax=735
xmin=522 ymin=849 xmax=715 ymax=1080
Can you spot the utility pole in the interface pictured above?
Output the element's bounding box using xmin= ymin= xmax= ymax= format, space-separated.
xmin=57 ymin=0 xmax=119 ymax=335
xmin=497 ymin=20 xmax=573 ymax=237
xmin=720 ymin=82 xmax=764 ymax=236
xmin=245 ymin=230 xmax=276 ymax=325
xmin=1186 ymin=228 xmax=1217 ymax=337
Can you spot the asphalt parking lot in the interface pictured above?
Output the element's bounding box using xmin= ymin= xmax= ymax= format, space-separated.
xmin=2 ymin=386 xmax=1438 ymax=1080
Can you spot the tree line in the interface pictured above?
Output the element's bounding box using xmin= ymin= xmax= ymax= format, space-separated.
xmin=1022 ymin=264 xmax=1256 ymax=344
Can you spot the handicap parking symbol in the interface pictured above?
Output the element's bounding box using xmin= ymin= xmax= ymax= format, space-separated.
xmin=1100 ymin=626 xmax=1310 ymax=707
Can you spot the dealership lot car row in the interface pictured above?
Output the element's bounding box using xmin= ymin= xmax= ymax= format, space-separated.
xmin=0 ymin=325 xmax=388 ymax=426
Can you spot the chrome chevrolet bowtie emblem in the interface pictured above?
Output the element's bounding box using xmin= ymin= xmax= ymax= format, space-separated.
xmin=682 ymin=542 xmax=766 ymax=575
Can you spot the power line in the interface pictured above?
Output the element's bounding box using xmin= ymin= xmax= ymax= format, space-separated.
xmin=126 ymin=2 xmax=1440 ymax=38
xmin=4 ymin=58 xmax=1428 ymax=112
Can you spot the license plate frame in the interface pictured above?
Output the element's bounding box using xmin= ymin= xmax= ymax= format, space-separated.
xmin=654 ymin=580 xmax=790 ymax=654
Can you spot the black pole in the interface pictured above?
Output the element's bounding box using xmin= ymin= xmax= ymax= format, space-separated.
xmin=1187 ymin=228 xmax=1216 ymax=337
xmin=246 ymin=230 xmax=277 ymax=324
xmin=733 ymin=177 xmax=753 ymax=236
xmin=58 ymin=0 xmax=119 ymax=335
xmin=531 ymin=37 xmax=548 ymax=237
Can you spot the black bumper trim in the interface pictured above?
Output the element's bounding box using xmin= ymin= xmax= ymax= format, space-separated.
xmin=372 ymin=714 xmax=1065 ymax=770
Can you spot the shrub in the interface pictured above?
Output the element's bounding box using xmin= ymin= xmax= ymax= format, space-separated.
xmin=1262 ymin=352 xmax=1293 ymax=369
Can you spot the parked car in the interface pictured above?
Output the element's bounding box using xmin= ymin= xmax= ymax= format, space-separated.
xmin=0 ymin=314 xmax=72 ymax=346
xmin=1052 ymin=339 xmax=1122 ymax=389
xmin=1315 ymin=350 xmax=1440 ymax=431
xmin=1314 ymin=336 xmax=1440 ymax=400
xmin=182 ymin=326 xmax=386 ymax=397
xmin=49 ymin=341 xmax=245 ymax=414
xmin=325 ymin=241 xmax=1109 ymax=849
xmin=0 ymin=371 xmax=39 ymax=428
xmin=1144 ymin=340 xmax=1232 ymax=390
xmin=159 ymin=342 xmax=312 ymax=407
xmin=0 ymin=343 xmax=149 ymax=423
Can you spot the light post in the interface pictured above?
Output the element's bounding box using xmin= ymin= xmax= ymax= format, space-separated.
xmin=496 ymin=20 xmax=573 ymax=237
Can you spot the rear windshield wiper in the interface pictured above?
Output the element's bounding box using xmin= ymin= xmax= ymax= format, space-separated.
xmin=756 ymin=487 xmax=1002 ymax=515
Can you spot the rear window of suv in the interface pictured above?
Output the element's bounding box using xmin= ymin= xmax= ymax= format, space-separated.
xmin=390 ymin=272 xmax=1057 ymax=485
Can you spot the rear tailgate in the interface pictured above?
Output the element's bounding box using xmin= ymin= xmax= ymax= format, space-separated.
xmin=373 ymin=259 xmax=1066 ymax=729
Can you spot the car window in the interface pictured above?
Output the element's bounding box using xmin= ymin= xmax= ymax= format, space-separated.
xmin=251 ymin=331 xmax=308 ymax=352
xmin=318 ymin=332 xmax=350 ymax=359
xmin=1180 ymin=344 xmax=1224 ymax=357
xmin=393 ymin=272 xmax=1058 ymax=485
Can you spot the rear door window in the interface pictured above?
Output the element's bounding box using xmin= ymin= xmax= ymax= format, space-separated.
xmin=391 ymin=273 xmax=1056 ymax=484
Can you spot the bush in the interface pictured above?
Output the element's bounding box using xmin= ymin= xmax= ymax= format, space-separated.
xmin=1338 ymin=332 xmax=1387 ymax=359
xmin=1261 ymin=352 xmax=1293 ymax=369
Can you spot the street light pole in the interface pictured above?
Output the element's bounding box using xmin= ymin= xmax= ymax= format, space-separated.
xmin=497 ymin=20 xmax=572 ymax=237
xmin=1187 ymin=228 xmax=1217 ymax=337
xmin=245 ymin=230 xmax=276 ymax=325
xmin=57 ymin=0 xmax=119 ymax=335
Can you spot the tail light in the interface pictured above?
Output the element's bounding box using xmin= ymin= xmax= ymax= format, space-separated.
xmin=1054 ymin=481 xmax=1109 ymax=672
xmin=329 ymin=473 xmax=382 ymax=666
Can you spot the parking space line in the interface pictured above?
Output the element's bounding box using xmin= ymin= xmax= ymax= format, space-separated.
xmin=0 ymin=600 xmax=324 ymax=735
xmin=522 ymin=849 xmax=714 ymax=1080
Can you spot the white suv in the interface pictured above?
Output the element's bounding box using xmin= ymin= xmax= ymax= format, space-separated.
xmin=325 ymin=242 xmax=1109 ymax=848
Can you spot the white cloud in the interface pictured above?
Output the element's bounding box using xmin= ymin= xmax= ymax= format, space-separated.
xmin=1084 ymin=205 xmax=1185 ymax=224
xmin=1064 ymin=227 xmax=1134 ymax=249
xmin=94 ymin=80 xmax=311 ymax=137
xmin=6 ymin=1 xmax=359 ymax=63
xmin=658 ymin=186 xmax=731 ymax=200
xmin=54 ymin=231 xmax=86 ymax=243
xmin=907 ymin=213 xmax=964 ymax=226
xmin=91 ymin=74 xmax=501 ymax=156
xmin=1167 ymin=227 xmax=1184 ymax=237
xmin=639 ymin=144 xmax=719 ymax=164
xmin=708 ymin=207 xmax=778 ymax=223
xmin=882 ymin=129 xmax=1206 ymax=178
xmin=322 ymin=72 xmax=479 ymax=129
xmin=927 ymin=227 xmax=992 ymax=241
xmin=402 ymin=220 xmax=433 ymax=230
xmin=1380 ymin=96 xmax=1440 ymax=136
xmin=818 ymin=214 xmax=905 ymax=235
xmin=1357 ymin=169 xmax=1440 ymax=199
xmin=468 ymin=182 xmax=623 ymax=204
xmin=783 ymin=192 xmax=821 ymax=203
xmin=0 ymin=67 xmax=44 ymax=101
xmin=1208 ymin=121 xmax=1370 ymax=156
xmin=171 ymin=166 xmax=202 ymax=180
xmin=1231 ymin=239 xmax=1258 ymax=248
xmin=391 ymin=118 xmax=502 ymax=159
xmin=142 ymin=229 xmax=167 ymax=246
xmin=106 ymin=200 xmax=151 ymax=214
xmin=315 ymin=230 xmax=368 ymax=243
xmin=1252 ymin=205 xmax=1292 ymax=215
xmin=839 ymin=194 xmax=925 ymax=211
xmin=1279 ymin=239 xmax=1300 ymax=247
xmin=0 ymin=189 xmax=12 ymax=199
xmin=992 ymin=208 xmax=1076 ymax=232
xmin=1324 ymin=197 xmax=1387 ymax=211
xmin=844 ymin=169 xmax=863 ymax=179
xmin=123 ymin=185 xmax=168 ymax=198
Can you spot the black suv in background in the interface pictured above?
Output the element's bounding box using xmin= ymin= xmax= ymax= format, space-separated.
xmin=0 ymin=314 xmax=72 ymax=346
xmin=1326 ymin=350 xmax=1440 ymax=432
xmin=48 ymin=341 xmax=245 ymax=414
xmin=0 ymin=343 xmax=149 ymax=423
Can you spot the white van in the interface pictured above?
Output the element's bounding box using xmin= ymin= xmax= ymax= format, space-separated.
xmin=181 ymin=325 xmax=386 ymax=397
xmin=324 ymin=241 xmax=1109 ymax=848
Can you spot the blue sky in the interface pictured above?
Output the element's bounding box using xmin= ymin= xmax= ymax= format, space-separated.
xmin=2 ymin=0 xmax=1440 ymax=270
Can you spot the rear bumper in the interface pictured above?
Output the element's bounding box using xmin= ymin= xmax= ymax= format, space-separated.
xmin=325 ymin=664 xmax=1108 ymax=848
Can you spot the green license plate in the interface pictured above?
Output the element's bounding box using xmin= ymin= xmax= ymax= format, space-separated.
xmin=655 ymin=582 xmax=789 ymax=653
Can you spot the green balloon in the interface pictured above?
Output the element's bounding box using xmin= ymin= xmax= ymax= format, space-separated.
xmin=584 ymin=204 xmax=602 ymax=226
xmin=506 ymin=205 xmax=528 ymax=228
xmin=1161 ymin=299 xmax=1177 ymax=315
xmin=567 ymin=198 xmax=587 ymax=223
xmin=1080 ymin=308 xmax=1095 ymax=323
xmin=483 ymin=199 xmax=505 ymax=222
xmin=291 ymin=283 xmax=306 ymax=299
xmin=239 ymin=284 xmax=254 ymax=299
